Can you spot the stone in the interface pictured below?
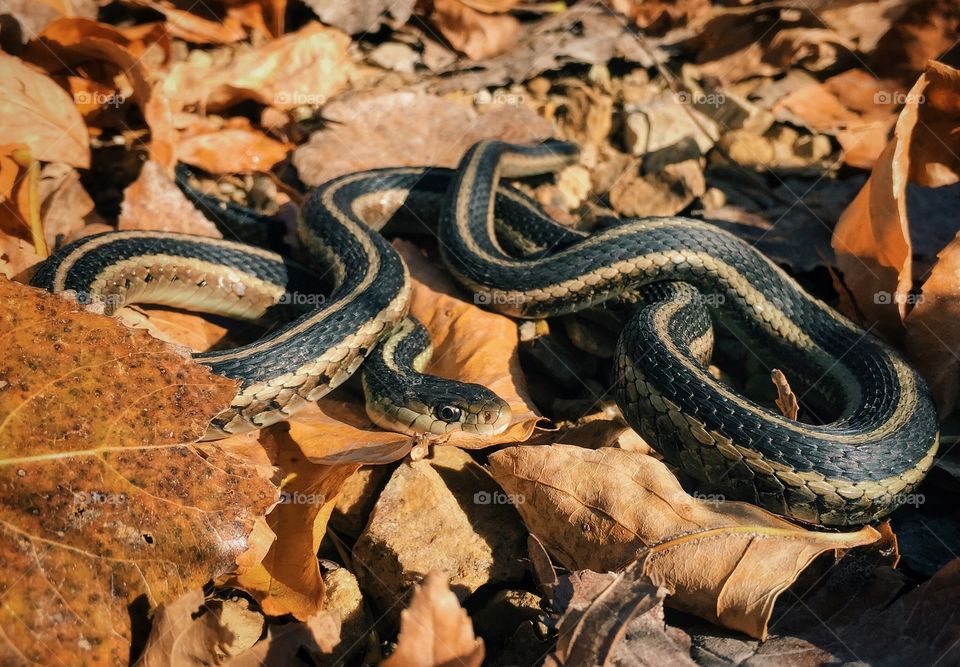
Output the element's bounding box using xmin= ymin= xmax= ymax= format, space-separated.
xmin=367 ymin=42 xmax=419 ymax=73
xmin=352 ymin=446 xmax=528 ymax=627
xmin=330 ymin=465 xmax=392 ymax=538
xmin=623 ymin=94 xmax=719 ymax=156
xmin=718 ymin=130 xmax=775 ymax=168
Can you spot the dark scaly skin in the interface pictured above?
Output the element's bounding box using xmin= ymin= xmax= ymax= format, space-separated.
xmin=435 ymin=140 xmax=939 ymax=526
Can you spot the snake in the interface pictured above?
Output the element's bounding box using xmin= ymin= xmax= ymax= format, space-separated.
xmin=429 ymin=139 xmax=939 ymax=527
xmin=29 ymin=171 xmax=515 ymax=440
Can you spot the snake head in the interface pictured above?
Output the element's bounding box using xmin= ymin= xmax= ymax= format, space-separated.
xmin=431 ymin=387 xmax=513 ymax=437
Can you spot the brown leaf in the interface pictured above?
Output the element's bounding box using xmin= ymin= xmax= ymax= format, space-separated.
xmin=382 ymin=570 xmax=484 ymax=667
xmin=177 ymin=124 xmax=291 ymax=175
xmin=0 ymin=0 xmax=97 ymax=43
xmin=905 ymin=235 xmax=960 ymax=415
xmin=162 ymin=21 xmax=351 ymax=112
xmin=488 ymin=445 xmax=880 ymax=639
xmin=833 ymin=61 xmax=960 ymax=350
xmin=131 ymin=0 xmax=247 ymax=44
xmin=119 ymin=161 xmax=222 ymax=236
xmin=0 ymin=278 xmax=277 ymax=663
xmin=0 ymin=145 xmax=44 ymax=256
xmin=774 ymin=69 xmax=900 ymax=169
xmin=26 ymin=17 xmax=177 ymax=167
xmin=228 ymin=611 xmax=342 ymax=666
xmin=38 ymin=162 xmax=97 ymax=248
xmin=547 ymin=564 xmax=694 ymax=666
xmin=0 ymin=52 xmax=89 ymax=168
xmin=428 ymin=0 xmax=521 ymax=61
xmin=302 ymin=0 xmax=414 ymax=34
xmin=293 ymin=90 xmax=553 ymax=186
xmin=138 ymin=590 xmax=266 ymax=666
xmin=232 ymin=428 xmax=359 ymax=618
xmin=770 ymin=369 xmax=799 ymax=420
xmin=607 ymin=0 xmax=710 ymax=34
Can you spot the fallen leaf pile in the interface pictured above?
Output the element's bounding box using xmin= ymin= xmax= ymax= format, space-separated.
xmin=2 ymin=1 xmax=960 ymax=665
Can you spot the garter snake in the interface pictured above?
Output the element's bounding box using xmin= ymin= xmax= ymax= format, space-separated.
xmin=434 ymin=140 xmax=939 ymax=527
xmin=29 ymin=172 xmax=513 ymax=439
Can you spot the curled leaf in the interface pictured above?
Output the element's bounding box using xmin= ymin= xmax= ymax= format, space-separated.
xmin=488 ymin=445 xmax=879 ymax=639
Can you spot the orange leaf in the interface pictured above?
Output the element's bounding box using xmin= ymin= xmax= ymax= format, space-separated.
xmin=232 ymin=428 xmax=359 ymax=618
xmin=0 ymin=277 xmax=277 ymax=663
xmin=382 ymin=571 xmax=484 ymax=667
xmin=177 ymin=126 xmax=291 ymax=175
xmin=428 ymin=0 xmax=521 ymax=60
xmin=832 ymin=61 xmax=960 ymax=341
xmin=0 ymin=52 xmax=89 ymax=168
xmin=118 ymin=161 xmax=222 ymax=236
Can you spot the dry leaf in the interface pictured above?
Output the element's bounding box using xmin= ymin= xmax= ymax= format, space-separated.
xmin=0 ymin=52 xmax=89 ymax=168
xmin=119 ymin=161 xmax=223 ymax=237
xmin=428 ymin=0 xmax=521 ymax=61
xmin=163 ymin=21 xmax=351 ymax=112
xmin=770 ymin=369 xmax=799 ymax=420
xmin=293 ymin=90 xmax=553 ymax=186
xmin=228 ymin=611 xmax=342 ymax=666
xmin=302 ymin=0 xmax=414 ymax=34
xmin=0 ymin=0 xmax=97 ymax=42
xmin=38 ymin=162 xmax=97 ymax=248
xmin=129 ymin=0 xmax=247 ymax=44
xmin=547 ymin=564 xmax=694 ymax=667
xmin=382 ymin=570 xmax=484 ymax=667
xmin=115 ymin=306 xmax=231 ymax=351
xmin=774 ymin=69 xmax=901 ymax=169
xmin=0 ymin=277 xmax=277 ymax=663
xmin=833 ymin=61 xmax=960 ymax=355
xmin=177 ymin=124 xmax=291 ymax=175
xmin=138 ymin=590 xmax=266 ymax=666
xmin=0 ymin=144 xmax=44 ymax=256
xmin=26 ymin=17 xmax=177 ymax=167
xmin=232 ymin=428 xmax=359 ymax=618
xmin=488 ymin=445 xmax=880 ymax=639
xmin=607 ymin=0 xmax=711 ymax=34
xmin=0 ymin=235 xmax=43 ymax=279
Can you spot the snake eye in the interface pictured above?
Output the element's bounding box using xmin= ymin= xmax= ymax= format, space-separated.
xmin=436 ymin=405 xmax=463 ymax=422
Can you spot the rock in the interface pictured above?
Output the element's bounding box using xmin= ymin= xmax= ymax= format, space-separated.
xmin=717 ymin=130 xmax=775 ymax=168
xmin=642 ymin=136 xmax=703 ymax=174
xmin=555 ymin=165 xmax=592 ymax=209
xmin=352 ymin=446 xmax=528 ymax=627
xmin=591 ymin=150 xmax=636 ymax=195
xmin=320 ymin=564 xmax=372 ymax=665
xmin=693 ymin=88 xmax=775 ymax=135
xmin=610 ymin=158 xmax=705 ymax=217
xmin=330 ymin=465 xmax=392 ymax=538
xmin=623 ymin=94 xmax=718 ymax=156
xmin=794 ymin=134 xmax=833 ymax=162
xmin=367 ymin=42 xmax=419 ymax=73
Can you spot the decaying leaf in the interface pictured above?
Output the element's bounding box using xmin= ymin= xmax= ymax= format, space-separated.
xmin=0 ymin=52 xmax=89 ymax=168
xmin=302 ymin=0 xmax=415 ymax=35
xmin=0 ymin=145 xmax=44 ymax=256
xmin=771 ymin=369 xmax=799 ymax=420
xmin=119 ymin=161 xmax=223 ymax=237
xmin=126 ymin=0 xmax=247 ymax=44
xmin=163 ymin=21 xmax=351 ymax=111
xmin=426 ymin=4 xmax=669 ymax=93
xmin=38 ymin=161 xmax=97 ymax=248
xmin=177 ymin=124 xmax=291 ymax=175
xmin=832 ymin=61 xmax=960 ymax=411
xmin=427 ymin=0 xmax=521 ymax=61
xmin=547 ymin=563 xmax=694 ymax=666
xmin=0 ymin=278 xmax=277 ymax=664
xmin=382 ymin=570 xmax=484 ymax=667
xmin=138 ymin=590 xmax=266 ymax=666
xmin=232 ymin=428 xmax=359 ymax=619
xmin=293 ymin=90 xmax=553 ymax=186
xmin=488 ymin=444 xmax=879 ymax=639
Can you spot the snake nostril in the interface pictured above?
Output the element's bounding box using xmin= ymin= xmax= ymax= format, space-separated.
xmin=481 ymin=410 xmax=499 ymax=424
